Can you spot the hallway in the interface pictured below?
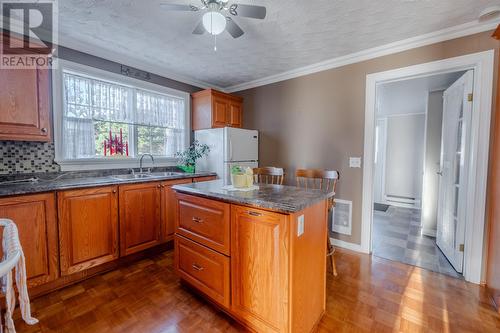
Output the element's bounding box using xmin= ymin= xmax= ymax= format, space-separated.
xmin=372 ymin=206 xmax=462 ymax=278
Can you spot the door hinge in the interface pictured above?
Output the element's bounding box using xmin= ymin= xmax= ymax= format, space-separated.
xmin=459 ymin=244 xmax=465 ymax=252
xmin=468 ymin=93 xmax=473 ymax=102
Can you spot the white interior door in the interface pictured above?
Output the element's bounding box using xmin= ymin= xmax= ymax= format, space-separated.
xmin=436 ymin=70 xmax=474 ymax=273
xmin=373 ymin=118 xmax=387 ymax=204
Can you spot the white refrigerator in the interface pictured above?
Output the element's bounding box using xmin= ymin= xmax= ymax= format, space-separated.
xmin=195 ymin=127 xmax=259 ymax=184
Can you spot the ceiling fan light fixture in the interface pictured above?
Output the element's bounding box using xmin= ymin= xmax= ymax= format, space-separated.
xmin=202 ymin=11 xmax=226 ymax=35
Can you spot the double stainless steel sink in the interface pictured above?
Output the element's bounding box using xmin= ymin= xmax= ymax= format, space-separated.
xmin=111 ymin=172 xmax=185 ymax=181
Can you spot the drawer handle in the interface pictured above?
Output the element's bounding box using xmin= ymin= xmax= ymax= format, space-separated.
xmin=247 ymin=211 xmax=262 ymax=217
xmin=192 ymin=263 xmax=204 ymax=271
xmin=192 ymin=217 xmax=204 ymax=223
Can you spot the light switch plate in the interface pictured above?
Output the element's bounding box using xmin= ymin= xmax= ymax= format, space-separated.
xmin=349 ymin=157 xmax=362 ymax=168
xmin=297 ymin=215 xmax=304 ymax=237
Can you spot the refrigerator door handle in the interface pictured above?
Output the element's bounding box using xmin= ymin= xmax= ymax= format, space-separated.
xmin=229 ymin=139 xmax=233 ymax=161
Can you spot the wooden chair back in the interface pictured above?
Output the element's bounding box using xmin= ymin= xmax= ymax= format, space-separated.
xmin=295 ymin=169 xmax=340 ymax=195
xmin=253 ymin=167 xmax=285 ymax=185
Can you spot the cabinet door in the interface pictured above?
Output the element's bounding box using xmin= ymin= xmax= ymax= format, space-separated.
xmin=0 ymin=68 xmax=50 ymax=141
xmin=175 ymin=235 xmax=230 ymax=308
xmin=212 ymin=97 xmax=228 ymax=128
xmin=192 ymin=175 xmax=217 ymax=183
xmin=227 ymin=101 xmax=242 ymax=128
xmin=58 ymin=186 xmax=119 ymax=275
xmin=161 ymin=178 xmax=192 ymax=242
xmin=231 ymin=205 xmax=289 ymax=333
xmin=0 ymin=193 xmax=58 ymax=287
xmin=119 ymin=182 xmax=162 ymax=256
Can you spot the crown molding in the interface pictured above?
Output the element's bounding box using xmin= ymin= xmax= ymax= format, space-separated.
xmin=225 ymin=19 xmax=500 ymax=93
xmin=57 ymin=33 xmax=223 ymax=91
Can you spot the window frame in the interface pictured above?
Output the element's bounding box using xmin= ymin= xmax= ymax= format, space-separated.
xmin=52 ymin=59 xmax=191 ymax=171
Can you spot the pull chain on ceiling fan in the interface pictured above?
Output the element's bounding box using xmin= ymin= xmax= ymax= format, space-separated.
xmin=160 ymin=0 xmax=266 ymax=51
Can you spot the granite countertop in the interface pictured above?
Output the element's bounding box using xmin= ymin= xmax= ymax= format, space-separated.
xmin=172 ymin=180 xmax=333 ymax=214
xmin=0 ymin=171 xmax=216 ymax=197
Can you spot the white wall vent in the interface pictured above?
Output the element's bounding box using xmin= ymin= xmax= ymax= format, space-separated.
xmin=332 ymin=199 xmax=352 ymax=236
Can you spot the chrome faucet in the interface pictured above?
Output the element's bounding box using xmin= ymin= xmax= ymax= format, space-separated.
xmin=139 ymin=153 xmax=155 ymax=174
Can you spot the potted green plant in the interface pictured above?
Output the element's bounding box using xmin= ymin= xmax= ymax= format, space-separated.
xmin=175 ymin=140 xmax=210 ymax=173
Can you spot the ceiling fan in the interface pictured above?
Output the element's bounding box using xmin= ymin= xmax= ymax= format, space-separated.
xmin=160 ymin=0 xmax=266 ymax=40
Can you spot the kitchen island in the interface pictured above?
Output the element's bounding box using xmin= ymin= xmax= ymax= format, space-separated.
xmin=172 ymin=180 xmax=332 ymax=333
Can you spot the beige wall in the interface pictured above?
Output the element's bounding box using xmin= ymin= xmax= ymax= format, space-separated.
xmin=237 ymin=31 xmax=499 ymax=245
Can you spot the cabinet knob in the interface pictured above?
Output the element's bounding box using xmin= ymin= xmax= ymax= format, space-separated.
xmin=112 ymin=189 xmax=117 ymax=193
xmin=157 ymin=184 xmax=161 ymax=188
xmin=192 ymin=217 xmax=203 ymax=223
xmin=41 ymin=128 xmax=48 ymax=133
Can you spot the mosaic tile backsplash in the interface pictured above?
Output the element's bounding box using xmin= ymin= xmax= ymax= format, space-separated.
xmin=0 ymin=141 xmax=60 ymax=175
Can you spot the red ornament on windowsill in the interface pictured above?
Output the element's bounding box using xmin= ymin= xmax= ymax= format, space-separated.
xmin=103 ymin=128 xmax=129 ymax=157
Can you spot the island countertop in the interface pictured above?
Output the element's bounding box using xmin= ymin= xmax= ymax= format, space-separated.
xmin=172 ymin=179 xmax=333 ymax=214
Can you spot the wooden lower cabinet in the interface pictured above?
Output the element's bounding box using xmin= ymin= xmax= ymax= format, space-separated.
xmin=0 ymin=193 xmax=58 ymax=287
xmin=192 ymin=175 xmax=217 ymax=183
xmin=174 ymin=234 xmax=230 ymax=308
xmin=57 ymin=186 xmax=119 ymax=275
xmin=119 ymin=182 xmax=162 ymax=256
xmin=230 ymin=205 xmax=288 ymax=333
xmin=176 ymin=193 xmax=230 ymax=255
xmin=174 ymin=193 xmax=328 ymax=333
xmin=161 ymin=178 xmax=192 ymax=242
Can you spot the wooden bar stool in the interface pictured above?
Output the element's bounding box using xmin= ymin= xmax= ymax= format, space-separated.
xmin=253 ymin=167 xmax=285 ymax=185
xmin=296 ymin=169 xmax=340 ymax=276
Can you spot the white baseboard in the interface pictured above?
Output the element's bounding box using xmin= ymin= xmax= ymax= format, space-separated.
xmin=422 ymin=228 xmax=437 ymax=237
xmin=331 ymin=237 xmax=367 ymax=254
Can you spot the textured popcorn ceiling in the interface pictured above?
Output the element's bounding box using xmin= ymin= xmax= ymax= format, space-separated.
xmin=58 ymin=0 xmax=498 ymax=88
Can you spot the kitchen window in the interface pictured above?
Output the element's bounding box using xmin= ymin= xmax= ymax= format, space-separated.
xmin=53 ymin=60 xmax=190 ymax=171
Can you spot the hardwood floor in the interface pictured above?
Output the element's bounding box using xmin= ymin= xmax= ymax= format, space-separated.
xmin=14 ymin=248 xmax=500 ymax=333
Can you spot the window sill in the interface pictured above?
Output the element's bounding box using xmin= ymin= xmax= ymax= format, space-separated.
xmin=55 ymin=157 xmax=178 ymax=172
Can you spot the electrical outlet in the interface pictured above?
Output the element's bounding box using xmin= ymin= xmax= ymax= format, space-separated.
xmin=349 ymin=157 xmax=362 ymax=168
xmin=297 ymin=215 xmax=304 ymax=237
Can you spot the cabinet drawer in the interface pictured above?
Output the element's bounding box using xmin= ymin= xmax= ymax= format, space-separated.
xmin=175 ymin=235 xmax=230 ymax=308
xmin=176 ymin=193 xmax=230 ymax=255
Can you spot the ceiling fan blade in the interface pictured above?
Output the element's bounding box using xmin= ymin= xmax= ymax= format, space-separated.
xmin=226 ymin=18 xmax=244 ymax=38
xmin=229 ymin=4 xmax=266 ymax=19
xmin=160 ymin=3 xmax=199 ymax=11
xmin=192 ymin=20 xmax=205 ymax=35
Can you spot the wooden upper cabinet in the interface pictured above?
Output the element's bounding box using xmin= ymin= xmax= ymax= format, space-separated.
xmin=227 ymin=101 xmax=242 ymax=128
xmin=57 ymin=186 xmax=119 ymax=276
xmin=0 ymin=193 xmax=58 ymax=288
xmin=161 ymin=178 xmax=192 ymax=242
xmin=119 ymin=182 xmax=162 ymax=256
xmin=231 ymin=205 xmax=288 ymax=333
xmin=0 ymin=36 xmax=51 ymax=141
xmin=192 ymin=89 xmax=243 ymax=130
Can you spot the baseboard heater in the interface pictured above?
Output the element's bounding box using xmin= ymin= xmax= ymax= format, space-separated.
xmin=385 ymin=194 xmax=420 ymax=207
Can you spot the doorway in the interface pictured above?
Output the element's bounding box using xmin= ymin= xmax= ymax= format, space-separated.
xmin=371 ymin=71 xmax=468 ymax=278
xmin=361 ymin=51 xmax=494 ymax=284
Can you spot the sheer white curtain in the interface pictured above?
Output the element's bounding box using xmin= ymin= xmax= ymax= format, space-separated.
xmin=136 ymin=89 xmax=186 ymax=156
xmin=62 ymin=71 xmax=186 ymax=159
xmin=63 ymin=73 xmax=132 ymax=159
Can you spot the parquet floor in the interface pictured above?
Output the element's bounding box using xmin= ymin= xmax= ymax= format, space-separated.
xmin=13 ymin=248 xmax=500 ymax=333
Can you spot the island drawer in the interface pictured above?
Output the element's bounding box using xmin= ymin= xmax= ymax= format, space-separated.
xmin=176 ymin=193 xmax=230 ymax=255
xmin=174 ymin=234 xmax=230 ymax=309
